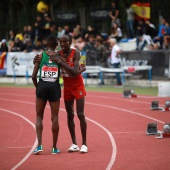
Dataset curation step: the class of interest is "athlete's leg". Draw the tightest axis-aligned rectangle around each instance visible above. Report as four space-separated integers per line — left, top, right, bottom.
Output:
64 100 77 144
49 100 60 148
76 97 87 146
36 97 47 146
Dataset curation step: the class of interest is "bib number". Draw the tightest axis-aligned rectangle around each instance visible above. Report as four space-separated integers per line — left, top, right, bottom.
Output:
41 65 58 82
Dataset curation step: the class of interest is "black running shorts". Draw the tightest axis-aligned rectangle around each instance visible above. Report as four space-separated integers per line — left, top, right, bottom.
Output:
36 79 61 102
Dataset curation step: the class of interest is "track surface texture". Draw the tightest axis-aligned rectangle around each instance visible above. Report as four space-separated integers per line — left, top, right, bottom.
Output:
0 87 170 170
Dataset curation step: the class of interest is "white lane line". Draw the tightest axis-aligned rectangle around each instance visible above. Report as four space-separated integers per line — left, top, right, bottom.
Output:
86 101 165 124
0 108 37 170
0 98 116 170
8 146 33 149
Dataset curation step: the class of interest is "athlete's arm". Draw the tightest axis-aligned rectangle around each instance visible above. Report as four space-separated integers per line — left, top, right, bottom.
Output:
51 50 81 76
32 62 39 88
33 53 42 64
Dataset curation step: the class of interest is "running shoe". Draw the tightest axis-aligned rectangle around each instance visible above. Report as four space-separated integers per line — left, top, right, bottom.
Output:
80 145 88 153
51 148 60 154
33 145 43 155
68 144 79 152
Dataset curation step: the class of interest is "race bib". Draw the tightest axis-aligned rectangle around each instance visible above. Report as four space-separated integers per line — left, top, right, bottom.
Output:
41 65 58 82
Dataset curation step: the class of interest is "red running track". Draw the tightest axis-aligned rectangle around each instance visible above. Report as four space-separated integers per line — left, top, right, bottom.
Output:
0 87 170 170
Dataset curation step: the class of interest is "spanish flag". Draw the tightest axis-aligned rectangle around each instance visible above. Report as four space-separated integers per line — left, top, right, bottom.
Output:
0 52 6 69
131 2 150 20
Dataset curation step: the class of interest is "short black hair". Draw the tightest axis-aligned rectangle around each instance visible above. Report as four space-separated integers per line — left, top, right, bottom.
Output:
47 35 58 46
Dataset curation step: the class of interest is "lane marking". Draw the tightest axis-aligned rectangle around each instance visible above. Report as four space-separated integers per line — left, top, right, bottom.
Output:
0 98 116 170
86 101 165 124
0 92 167 170
0 108 37 170
8 146 33 149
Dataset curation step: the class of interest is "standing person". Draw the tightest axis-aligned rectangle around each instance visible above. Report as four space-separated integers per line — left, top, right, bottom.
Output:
109 1 120 27
33 35 87 153
50 34 88 153
126 2 135 38
32 35 61 155
109 38 122 86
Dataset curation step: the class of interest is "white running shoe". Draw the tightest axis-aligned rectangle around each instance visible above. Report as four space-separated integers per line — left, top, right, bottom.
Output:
68 144 79 152
80 145 88 153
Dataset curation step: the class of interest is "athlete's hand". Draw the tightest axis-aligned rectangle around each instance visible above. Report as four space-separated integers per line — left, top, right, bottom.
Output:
50 54 61 63
78 67 86 74
33 54 41 64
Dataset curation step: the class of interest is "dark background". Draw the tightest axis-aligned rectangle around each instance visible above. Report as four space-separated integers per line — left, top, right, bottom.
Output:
0 0 170 40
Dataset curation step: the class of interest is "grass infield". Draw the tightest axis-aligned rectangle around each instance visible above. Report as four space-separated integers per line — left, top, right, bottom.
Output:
0 83 158 96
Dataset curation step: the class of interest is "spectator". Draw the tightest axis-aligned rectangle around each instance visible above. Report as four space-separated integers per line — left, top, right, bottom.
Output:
83 35 97 65
43 14 55 38
109 1 120 27
95 37 107 85
75 36 86 51
126 2 135 38
33 38 44 52
23 25 35 44
8 30 15 42
10 37 25 52
63 25 70 35
163 22 170 49
153 18 166 49
135 19 145 50
84 25 101 40
109 22 123 42
57 26 65 38
0 39 8 52
49 25 57 37
109 38 122 86
139 20 157 50
72 27 81 39
76 24 86 39
33 15 45 42
24 39 35 52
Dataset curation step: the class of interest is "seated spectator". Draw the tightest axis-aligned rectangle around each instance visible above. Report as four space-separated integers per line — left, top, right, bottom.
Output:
70 37 77 49
95 37 107 85
83 35 97 65
33 39 44 52
63 25 70 35
23 25 35 44
135 19 145 50
49 24 57 36
0 39 8 52
139 20 157 50
109 22 122 42
164 22 170 49
75 36 86 51
76 24 86 39
72 27 81 39
57 26 65 38
84 25 101 40
153 18 166 49
8 30 16 42
10 37 25 52
24 39 35 52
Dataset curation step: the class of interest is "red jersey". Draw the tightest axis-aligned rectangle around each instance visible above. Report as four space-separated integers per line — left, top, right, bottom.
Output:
60 49 84 89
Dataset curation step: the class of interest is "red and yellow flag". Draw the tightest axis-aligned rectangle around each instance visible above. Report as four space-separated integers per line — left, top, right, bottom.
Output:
0 52 6 69
131 2 150 20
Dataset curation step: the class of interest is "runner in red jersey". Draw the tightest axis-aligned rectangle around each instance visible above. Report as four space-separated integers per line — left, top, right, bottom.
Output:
50 34 88 153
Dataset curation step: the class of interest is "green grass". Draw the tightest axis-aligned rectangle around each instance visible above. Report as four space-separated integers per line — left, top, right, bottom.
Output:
0 83 158 96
